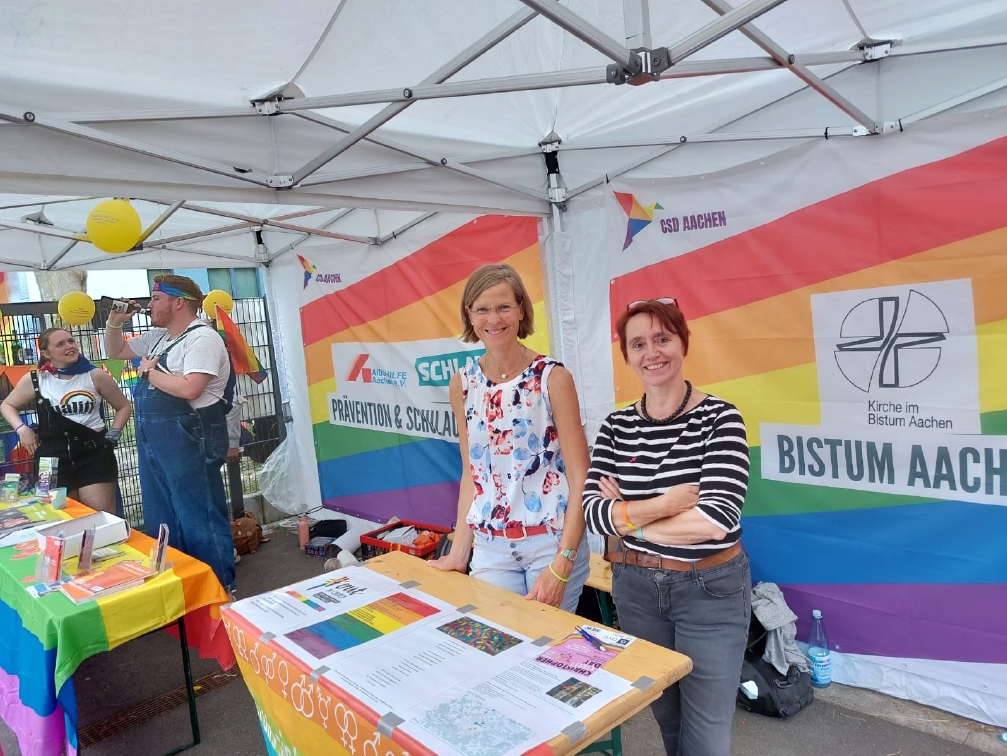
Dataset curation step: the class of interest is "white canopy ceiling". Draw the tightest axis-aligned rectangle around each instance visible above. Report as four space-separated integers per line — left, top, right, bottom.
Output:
2 0 1007 270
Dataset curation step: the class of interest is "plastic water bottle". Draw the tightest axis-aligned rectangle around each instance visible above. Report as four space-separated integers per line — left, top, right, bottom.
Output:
808 609 832 688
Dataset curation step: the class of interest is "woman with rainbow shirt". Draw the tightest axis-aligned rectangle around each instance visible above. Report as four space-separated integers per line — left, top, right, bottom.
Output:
1 327 131 513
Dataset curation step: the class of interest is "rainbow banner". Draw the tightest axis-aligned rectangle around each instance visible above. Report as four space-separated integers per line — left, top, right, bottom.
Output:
215 306 267 384
300 216 549 526
605 122 1007 723
0 500 235 756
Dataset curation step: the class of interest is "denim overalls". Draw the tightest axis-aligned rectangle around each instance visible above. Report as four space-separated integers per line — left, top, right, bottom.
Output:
133 372 235 592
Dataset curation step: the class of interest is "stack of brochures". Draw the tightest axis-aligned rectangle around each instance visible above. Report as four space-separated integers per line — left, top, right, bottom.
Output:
0 503 63 538
59 561 157 604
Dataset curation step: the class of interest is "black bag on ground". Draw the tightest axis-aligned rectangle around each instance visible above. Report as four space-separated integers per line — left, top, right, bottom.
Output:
736 613 814 718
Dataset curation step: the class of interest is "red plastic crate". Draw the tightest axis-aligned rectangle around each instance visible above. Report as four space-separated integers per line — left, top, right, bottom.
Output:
359 520 450 560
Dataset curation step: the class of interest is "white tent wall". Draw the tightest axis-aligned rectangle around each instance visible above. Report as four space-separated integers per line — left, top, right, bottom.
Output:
262 257 319 513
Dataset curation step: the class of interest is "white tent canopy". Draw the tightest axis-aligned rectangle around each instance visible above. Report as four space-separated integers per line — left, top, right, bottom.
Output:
3 0 1007 269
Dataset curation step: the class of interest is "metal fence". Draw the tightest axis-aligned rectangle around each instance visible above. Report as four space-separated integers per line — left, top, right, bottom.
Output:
0 298 284 528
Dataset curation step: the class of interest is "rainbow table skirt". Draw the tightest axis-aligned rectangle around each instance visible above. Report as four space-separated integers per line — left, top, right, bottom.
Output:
0 501 235 756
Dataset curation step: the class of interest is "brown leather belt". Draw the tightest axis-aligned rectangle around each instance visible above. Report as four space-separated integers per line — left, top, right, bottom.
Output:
606 541 742 572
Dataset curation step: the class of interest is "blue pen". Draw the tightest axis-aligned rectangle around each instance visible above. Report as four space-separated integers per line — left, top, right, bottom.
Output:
576 626 605 650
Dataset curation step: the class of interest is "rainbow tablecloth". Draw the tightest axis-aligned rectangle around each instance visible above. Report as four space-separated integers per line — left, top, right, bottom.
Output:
0 500 236 756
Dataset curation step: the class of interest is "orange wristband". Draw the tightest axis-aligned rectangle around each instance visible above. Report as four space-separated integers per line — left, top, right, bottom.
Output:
621 501 638 531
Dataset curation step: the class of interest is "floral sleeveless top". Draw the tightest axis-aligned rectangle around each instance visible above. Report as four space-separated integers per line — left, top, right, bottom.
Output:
461 354 570 531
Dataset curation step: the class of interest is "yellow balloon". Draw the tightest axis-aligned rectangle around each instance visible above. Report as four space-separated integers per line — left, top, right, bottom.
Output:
86 199 142 254
203 289 234 318
58 291 96 326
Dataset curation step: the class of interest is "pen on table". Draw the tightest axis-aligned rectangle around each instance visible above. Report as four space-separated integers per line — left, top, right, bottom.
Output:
576 626 605 650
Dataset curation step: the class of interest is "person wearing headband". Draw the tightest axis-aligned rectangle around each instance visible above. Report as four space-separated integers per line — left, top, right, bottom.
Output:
103 274 236 593
1 327 131 513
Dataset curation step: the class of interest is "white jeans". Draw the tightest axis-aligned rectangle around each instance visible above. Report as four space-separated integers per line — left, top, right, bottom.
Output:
470 528 590 614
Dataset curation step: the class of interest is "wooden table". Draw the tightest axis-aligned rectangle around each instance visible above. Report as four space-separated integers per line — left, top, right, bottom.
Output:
585 553 616 627
223 551 691 756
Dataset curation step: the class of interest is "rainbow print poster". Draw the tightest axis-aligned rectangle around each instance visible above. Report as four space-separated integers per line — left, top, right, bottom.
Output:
286 592 440 659
300 215 549 526
605 118 1007 724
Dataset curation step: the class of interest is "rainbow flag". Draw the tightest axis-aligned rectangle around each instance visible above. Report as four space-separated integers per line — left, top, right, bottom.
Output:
215 306 267 384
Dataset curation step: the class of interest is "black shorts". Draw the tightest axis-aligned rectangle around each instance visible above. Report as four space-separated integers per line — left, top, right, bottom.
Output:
35 440 118 492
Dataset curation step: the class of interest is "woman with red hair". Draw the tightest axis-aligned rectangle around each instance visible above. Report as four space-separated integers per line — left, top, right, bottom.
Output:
583 298 751 756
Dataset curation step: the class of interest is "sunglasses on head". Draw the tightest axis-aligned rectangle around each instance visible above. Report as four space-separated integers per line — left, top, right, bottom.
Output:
626 297 678 310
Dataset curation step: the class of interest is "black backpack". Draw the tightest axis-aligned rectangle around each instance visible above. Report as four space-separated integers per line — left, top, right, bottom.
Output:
736 614 814 718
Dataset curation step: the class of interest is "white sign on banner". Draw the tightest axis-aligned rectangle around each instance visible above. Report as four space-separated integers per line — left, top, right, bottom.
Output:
760 423 1007 506
811 279 981 434
329 340 484 441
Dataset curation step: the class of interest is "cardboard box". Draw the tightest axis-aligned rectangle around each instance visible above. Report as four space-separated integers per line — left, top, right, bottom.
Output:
36 512 131 560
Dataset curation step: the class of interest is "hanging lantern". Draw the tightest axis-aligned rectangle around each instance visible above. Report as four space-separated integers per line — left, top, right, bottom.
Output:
86 199 142 254
203 289 234 318
58 291 96 326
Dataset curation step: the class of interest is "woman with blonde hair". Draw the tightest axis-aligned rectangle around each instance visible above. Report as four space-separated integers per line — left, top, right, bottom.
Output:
431 263 590 611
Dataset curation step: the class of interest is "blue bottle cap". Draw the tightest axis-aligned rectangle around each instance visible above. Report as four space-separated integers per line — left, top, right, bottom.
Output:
812 609 822 619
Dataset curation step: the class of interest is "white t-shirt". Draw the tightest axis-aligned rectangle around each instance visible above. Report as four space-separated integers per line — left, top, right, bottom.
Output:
130 322 229 409
37 370 106 431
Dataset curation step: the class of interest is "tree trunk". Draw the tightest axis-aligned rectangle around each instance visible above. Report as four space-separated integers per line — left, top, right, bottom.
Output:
36 270 87 302
34 270 94 360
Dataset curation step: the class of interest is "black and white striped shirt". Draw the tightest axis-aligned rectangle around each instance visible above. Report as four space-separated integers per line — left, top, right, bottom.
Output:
583 395 749 562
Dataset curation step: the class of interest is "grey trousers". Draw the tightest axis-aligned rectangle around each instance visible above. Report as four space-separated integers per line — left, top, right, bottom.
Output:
613 550 751 756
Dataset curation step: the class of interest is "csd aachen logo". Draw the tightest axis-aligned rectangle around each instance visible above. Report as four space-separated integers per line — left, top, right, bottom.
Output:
834 290 948 392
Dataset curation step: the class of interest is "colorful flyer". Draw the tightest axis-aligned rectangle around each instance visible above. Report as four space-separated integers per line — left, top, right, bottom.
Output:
534 634 618 677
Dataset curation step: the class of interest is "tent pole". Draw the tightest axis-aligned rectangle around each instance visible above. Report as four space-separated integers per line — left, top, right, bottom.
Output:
266 208 356 261
899 76 1007 125
294 112 548 201
45 237 83 270
563 126 863 152
0 104 272 187
667 0 790 64
279 53 858 113
566 60 870 199
699 0 880 133
516 0 636 68
290 8 538 185
0 218 86 242
182 203 370 244
624 0 652 49
136 200 185 245
543 205 566 361
375 213 438 245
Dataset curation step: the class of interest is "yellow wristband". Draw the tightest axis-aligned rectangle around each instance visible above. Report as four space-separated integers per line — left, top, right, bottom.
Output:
621 501 638 531
548 564 570 583
106 322 123 329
